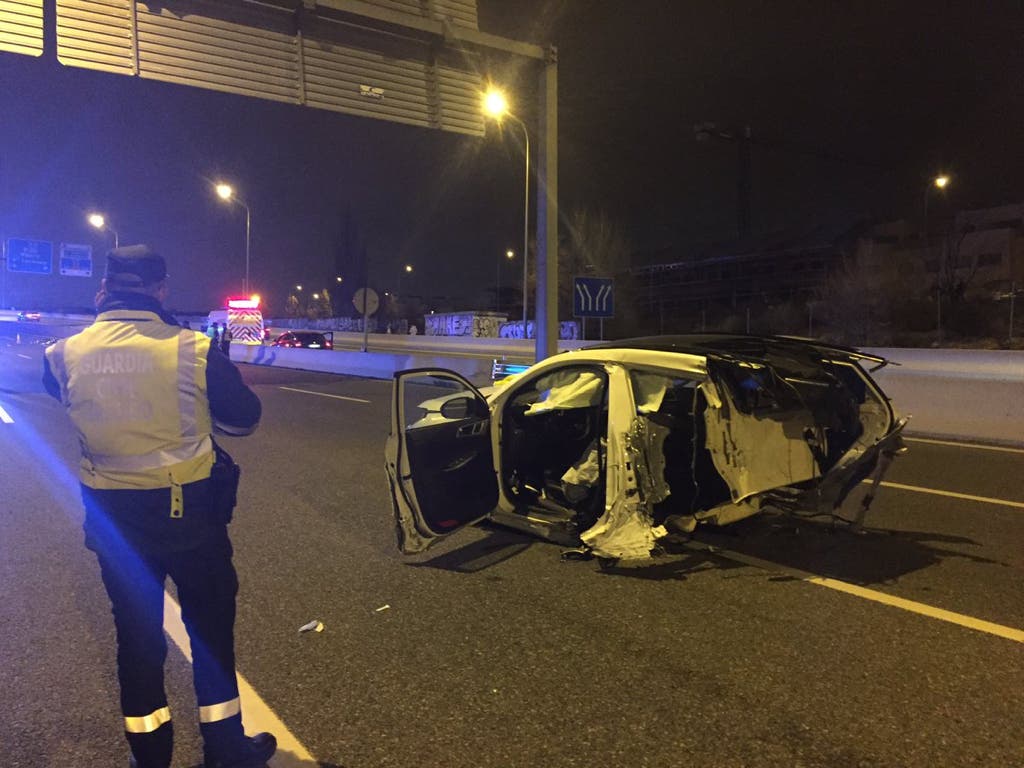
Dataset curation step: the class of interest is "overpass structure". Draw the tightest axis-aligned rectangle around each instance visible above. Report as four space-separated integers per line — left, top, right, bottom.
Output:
1 0 561 360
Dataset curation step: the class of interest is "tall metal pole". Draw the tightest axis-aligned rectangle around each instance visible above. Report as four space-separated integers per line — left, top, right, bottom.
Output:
361 247 371 352
505 114 530 339
1009 282 1016 343
244 202 251 296
536 46 558 360
522 122 530 339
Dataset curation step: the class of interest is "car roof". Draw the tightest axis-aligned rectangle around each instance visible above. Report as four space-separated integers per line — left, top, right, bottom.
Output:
583 333 885 365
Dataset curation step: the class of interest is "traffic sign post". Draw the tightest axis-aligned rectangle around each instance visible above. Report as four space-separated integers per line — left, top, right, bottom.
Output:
573 276 614 341
6 238 53 275
60 243 93 277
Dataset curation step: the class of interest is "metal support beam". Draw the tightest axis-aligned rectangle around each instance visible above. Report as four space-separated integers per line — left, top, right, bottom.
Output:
535 45 558 360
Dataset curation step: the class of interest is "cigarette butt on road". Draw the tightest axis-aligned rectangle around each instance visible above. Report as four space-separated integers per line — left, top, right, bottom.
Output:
374 604 391 613
299 620 325 633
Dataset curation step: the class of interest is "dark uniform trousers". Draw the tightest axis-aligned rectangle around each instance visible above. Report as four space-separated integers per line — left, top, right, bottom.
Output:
83 479 247 768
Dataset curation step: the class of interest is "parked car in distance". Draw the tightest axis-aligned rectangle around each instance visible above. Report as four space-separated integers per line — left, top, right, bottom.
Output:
17 311 41 321
270 330 333 349
386 334 906 563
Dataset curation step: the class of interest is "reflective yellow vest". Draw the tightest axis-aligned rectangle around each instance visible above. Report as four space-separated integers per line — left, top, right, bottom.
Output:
45 310 215 491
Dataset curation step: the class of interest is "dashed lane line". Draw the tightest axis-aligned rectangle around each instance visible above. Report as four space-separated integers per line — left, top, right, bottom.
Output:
0 403 13 424
17 353 32 359
904 436 1024 455
279 385 371 403
687 544 1024 644
879 480 1024 510
163 593 316 767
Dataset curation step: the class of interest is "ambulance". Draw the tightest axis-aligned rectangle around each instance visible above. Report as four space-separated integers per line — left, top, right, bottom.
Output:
207 296 265 344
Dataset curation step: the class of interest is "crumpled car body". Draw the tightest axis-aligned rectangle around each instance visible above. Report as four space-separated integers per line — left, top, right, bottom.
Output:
385 335 906 562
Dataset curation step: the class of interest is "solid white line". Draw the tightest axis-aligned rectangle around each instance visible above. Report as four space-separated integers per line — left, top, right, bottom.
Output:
879 480 1024 510
163 593 317 766
904 436 1024 455
0 404 13 424
692 545 1024 644
804 576 1024 644
279 385 370 403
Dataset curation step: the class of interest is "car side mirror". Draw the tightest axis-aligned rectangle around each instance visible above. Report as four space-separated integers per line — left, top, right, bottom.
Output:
440 396 484 420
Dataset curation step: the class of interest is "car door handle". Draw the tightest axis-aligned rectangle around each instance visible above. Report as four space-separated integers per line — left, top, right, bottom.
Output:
457 421 486 438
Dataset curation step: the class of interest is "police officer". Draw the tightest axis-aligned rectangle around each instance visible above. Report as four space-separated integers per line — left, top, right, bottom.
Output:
43 246 275 768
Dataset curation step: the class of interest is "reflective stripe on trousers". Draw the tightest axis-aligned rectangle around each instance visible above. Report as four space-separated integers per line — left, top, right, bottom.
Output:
199 697 241 723
124 706 171 734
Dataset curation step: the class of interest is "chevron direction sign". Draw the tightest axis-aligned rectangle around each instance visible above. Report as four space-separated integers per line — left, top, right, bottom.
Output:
573 276 614 318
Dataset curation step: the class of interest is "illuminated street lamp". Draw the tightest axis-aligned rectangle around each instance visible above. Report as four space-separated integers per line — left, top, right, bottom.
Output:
87 212 119 248
923 173 952 337
215 182 252 295
295 284 303 291
483 86 530 338
397 264 413 297
497 249 515 312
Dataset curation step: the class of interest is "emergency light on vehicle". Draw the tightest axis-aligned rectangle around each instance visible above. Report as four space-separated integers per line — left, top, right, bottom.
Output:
227 296 261 309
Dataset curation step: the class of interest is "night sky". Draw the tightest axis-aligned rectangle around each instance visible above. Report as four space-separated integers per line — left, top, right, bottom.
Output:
2 0 1022 314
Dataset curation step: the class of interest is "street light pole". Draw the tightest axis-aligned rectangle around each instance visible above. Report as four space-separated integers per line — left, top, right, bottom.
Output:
88 213 119 249
483 89 531 340
244 202 251 296
498 249 514 313
507 113 531 339
215 183 251 295
923 174 950 339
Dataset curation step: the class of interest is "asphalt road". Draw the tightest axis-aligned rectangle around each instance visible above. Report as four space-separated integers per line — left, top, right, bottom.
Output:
1 323 1022 768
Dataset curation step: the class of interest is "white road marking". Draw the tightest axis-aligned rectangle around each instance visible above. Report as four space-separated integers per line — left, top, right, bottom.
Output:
17 353 32 359
904 436 1024 455
279 385 370 403
690 545 1024 644
879 480 1024 510
163 593 317 766
0 403 13 424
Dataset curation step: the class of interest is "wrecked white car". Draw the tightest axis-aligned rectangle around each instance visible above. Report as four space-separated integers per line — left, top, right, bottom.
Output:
385 335 906 562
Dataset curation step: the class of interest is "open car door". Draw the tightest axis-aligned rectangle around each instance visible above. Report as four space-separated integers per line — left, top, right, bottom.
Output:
386 369 499 554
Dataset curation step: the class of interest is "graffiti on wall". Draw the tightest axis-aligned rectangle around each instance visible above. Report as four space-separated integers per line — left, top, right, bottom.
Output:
424 312 507 337
498 320 580 339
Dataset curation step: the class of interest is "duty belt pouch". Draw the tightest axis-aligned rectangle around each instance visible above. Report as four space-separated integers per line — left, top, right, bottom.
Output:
210 440 241 524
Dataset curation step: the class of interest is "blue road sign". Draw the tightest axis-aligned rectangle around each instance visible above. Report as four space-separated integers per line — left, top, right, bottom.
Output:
7 238 53 274
60 243 93 277
573 276 614 318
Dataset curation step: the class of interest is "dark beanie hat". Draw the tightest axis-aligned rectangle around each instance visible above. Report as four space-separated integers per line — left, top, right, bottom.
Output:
104 245 168 287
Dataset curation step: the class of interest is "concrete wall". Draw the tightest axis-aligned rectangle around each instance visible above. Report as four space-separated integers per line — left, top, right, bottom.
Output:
233 341 1024 446
16 310 1019 444
864 348 1024 446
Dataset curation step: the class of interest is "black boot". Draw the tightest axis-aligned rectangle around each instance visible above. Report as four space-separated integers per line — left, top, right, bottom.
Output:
203 730 277 768
126 720 173 768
